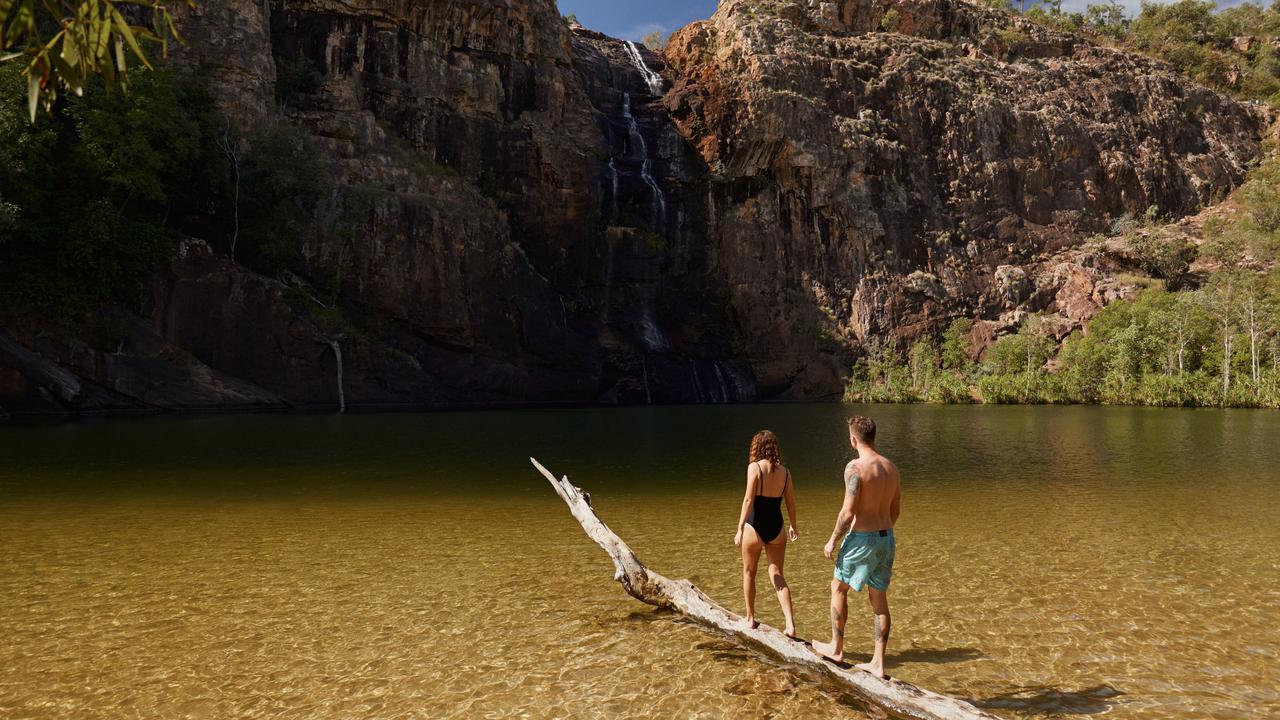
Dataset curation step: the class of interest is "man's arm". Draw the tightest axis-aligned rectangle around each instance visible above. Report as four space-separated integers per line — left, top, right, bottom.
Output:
889 482 901 525
823 462 860 559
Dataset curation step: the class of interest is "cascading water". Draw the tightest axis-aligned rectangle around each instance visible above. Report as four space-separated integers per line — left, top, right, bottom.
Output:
607 156 619 217
623 40 665 95
641 355 653 404
622 92 667 227
713 362 731 403
689 361 707 403
639 309 668 351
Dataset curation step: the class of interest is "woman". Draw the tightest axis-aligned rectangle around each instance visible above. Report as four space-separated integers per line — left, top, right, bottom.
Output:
733 430 799 636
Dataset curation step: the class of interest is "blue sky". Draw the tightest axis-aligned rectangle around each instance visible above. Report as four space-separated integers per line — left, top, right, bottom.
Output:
555 0 718 41
554 0 1245 41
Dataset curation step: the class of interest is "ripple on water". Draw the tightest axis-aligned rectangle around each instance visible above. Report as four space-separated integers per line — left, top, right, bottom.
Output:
2 406 1279 719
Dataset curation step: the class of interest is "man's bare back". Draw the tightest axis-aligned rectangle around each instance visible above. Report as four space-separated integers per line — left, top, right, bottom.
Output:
846 453 900 532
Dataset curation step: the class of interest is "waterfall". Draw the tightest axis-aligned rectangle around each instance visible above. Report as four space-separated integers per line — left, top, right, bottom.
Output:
622 92 666 227
607 155 619 217
641 355 653 405
328 338 345 413
624 40 665 95
639 310 668 351
714 362 731 403
690 361 707 403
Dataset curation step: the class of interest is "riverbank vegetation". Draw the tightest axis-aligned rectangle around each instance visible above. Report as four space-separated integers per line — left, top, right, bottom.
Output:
848 152 1280 409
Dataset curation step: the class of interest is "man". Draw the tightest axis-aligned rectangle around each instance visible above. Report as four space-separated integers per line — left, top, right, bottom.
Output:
812 416 901 678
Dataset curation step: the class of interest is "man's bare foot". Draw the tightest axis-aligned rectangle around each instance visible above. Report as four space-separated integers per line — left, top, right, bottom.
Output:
854 661 885 679
783 625 797 639
811 639 843 662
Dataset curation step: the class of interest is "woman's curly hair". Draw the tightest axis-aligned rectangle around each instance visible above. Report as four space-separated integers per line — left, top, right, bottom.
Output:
748 430 783 467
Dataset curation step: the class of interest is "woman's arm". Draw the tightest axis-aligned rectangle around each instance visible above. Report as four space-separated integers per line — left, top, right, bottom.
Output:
734 464 758 546
783 469 799 540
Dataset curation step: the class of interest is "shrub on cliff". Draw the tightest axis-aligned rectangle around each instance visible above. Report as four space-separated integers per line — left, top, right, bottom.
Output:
235 123 331 274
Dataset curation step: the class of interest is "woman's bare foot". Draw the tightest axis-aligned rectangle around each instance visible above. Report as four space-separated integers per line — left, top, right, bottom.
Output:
811 639 843 662
744 616 759 630
783 625 797 639
855 661 885 679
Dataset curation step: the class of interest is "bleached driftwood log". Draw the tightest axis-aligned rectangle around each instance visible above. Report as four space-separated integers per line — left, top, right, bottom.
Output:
532 457 1000 720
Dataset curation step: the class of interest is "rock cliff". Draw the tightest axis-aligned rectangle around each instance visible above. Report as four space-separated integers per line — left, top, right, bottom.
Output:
0 0 1271 415
663 0 1270 395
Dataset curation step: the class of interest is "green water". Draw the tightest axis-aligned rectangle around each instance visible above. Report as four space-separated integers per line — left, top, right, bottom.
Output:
1 404 1278 718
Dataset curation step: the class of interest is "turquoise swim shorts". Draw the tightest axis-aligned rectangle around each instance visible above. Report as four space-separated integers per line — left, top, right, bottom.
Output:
834 529 895 592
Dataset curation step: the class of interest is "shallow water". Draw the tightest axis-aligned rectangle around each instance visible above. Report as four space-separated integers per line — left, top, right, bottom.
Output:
1 404 1277 719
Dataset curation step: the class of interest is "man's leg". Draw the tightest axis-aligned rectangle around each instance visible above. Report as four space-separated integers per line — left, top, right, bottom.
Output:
811 578 849 661
855 587 891 678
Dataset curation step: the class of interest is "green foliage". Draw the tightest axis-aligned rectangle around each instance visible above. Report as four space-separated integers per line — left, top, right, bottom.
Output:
845 279 1280 408
0 0 190 120
0 63 222 312
941 317 974 370
236 122 330 274
880 9 901 32
1085 0 1127 36
846 344 918 403
1021 0 1280 106
0 57 332 312
641 31 669 51
991 28 1029 55
274 55 324 106
1128 233 1195 280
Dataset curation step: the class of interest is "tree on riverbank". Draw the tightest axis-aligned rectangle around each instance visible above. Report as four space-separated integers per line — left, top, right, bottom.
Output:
851 120 1280 410
848 241 1280 409
848 277 1280 409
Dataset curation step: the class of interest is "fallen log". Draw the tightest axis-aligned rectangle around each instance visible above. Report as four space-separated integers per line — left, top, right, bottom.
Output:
532 457 1000 720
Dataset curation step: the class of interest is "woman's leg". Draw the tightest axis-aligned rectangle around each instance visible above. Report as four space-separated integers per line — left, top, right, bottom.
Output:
763 537 796 637
741 524 763 628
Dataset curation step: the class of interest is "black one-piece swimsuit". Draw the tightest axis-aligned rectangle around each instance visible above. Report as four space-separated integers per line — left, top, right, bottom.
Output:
746 461 787 543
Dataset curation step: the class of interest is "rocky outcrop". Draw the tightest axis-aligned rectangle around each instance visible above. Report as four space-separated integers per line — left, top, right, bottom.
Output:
0 0 1272 414
664 0 1271 395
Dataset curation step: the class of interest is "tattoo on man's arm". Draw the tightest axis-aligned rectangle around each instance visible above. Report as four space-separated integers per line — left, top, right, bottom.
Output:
845 468 861 499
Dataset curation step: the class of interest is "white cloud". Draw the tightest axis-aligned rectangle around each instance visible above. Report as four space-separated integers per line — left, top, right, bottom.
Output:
623 21 674 42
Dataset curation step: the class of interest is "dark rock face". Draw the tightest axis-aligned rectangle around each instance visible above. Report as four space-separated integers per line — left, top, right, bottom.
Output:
0 0 1271 414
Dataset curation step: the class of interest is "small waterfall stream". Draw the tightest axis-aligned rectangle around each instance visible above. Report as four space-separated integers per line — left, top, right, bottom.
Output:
622 92 666 227
641 355 653 404
328 338 345 413
607 156 619 216
713 362 730 403
624 40 665 95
